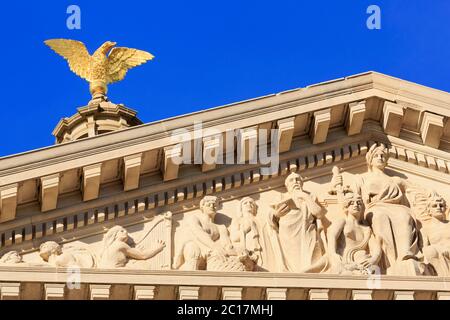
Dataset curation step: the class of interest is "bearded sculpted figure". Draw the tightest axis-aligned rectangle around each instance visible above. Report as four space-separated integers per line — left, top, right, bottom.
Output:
173 196 255 271
268 172 328 273
99 225 165 268
409 189 450 276
332 144 421 274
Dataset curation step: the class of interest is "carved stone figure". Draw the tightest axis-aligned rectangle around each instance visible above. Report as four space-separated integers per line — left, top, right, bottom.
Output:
228 197 288 272
0 251 23 264
304 184 382 275
39 241 97 268
229 197 261 265
339 144 420 273
410 189 450 276
268 172 328 273
173 196 255 271
98 225 165 268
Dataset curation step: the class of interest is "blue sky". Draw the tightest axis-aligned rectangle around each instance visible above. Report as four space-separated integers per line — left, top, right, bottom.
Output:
0 0 449 156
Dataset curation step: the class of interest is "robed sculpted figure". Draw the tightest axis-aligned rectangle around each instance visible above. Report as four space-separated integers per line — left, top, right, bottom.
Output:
333 144 420 274
229 196 288 272
268 172 328 273
302 180 382 274
229 197 262 266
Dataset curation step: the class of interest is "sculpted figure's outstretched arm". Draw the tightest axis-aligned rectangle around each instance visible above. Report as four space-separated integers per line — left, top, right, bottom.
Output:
270 202 290 229
302 194 323 218
126 240 165 260
304 194 332 231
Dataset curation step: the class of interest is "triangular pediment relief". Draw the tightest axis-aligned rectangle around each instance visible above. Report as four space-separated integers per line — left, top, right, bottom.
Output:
0 142 449 278
1 72 450 279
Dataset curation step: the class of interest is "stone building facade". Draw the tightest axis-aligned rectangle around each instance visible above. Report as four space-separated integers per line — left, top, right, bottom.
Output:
1 72 450 299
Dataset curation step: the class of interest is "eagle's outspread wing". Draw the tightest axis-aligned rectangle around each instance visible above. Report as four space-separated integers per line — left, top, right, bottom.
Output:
44 39 92 81
107 47 154 84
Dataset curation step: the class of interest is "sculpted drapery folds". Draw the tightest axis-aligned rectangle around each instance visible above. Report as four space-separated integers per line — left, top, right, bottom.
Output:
269 172 328 273
346 144 421 274
302 168 382 275
330 189 381 274
229 196 286 272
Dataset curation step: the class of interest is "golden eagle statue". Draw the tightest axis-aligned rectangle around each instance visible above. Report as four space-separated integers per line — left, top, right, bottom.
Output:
44 39 154 98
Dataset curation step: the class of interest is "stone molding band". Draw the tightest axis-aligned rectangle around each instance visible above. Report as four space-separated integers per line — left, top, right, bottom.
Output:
0 268 448 299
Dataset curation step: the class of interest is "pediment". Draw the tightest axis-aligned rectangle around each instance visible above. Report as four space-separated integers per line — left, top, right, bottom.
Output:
1 71 450 280
1 142 449 277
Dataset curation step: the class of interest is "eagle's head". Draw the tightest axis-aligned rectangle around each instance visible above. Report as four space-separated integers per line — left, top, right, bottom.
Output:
100 41 117 54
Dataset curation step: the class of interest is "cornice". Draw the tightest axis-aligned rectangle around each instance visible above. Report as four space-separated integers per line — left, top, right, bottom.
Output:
2 71 450 181
0 266 449 291
1 71 450 232
0 136 371 252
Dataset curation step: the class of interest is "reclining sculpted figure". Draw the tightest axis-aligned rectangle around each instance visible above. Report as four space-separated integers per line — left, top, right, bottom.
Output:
39 241 97 268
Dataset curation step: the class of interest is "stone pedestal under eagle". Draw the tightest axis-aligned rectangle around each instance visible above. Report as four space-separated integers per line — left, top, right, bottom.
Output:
44 39 154 99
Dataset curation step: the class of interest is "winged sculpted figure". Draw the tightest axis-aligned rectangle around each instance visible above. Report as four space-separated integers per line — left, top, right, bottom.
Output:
45 39 154 98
